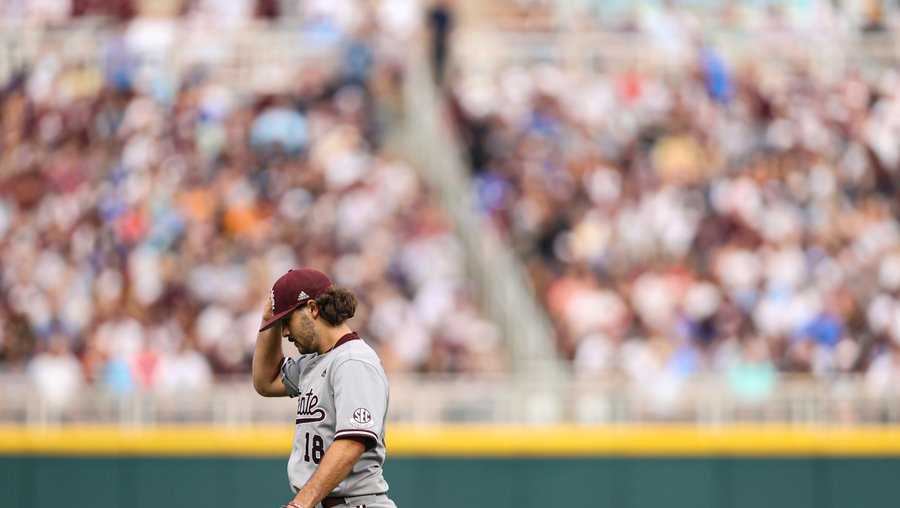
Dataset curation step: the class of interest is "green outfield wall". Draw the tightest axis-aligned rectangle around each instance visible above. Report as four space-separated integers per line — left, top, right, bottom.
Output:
2 455 900 508
2 425 899 508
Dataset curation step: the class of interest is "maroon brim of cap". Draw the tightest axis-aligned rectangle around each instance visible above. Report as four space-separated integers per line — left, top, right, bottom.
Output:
258 299 309 332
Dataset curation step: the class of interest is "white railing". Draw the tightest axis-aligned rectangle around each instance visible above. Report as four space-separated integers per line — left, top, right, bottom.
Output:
453 29 900 78
2 374 898 426
4 21 899 90
0 20 342 92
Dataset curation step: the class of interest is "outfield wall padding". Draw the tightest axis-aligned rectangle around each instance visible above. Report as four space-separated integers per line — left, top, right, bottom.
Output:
2 456 899 508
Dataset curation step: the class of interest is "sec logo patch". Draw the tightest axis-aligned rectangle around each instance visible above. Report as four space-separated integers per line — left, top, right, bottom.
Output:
352 408 373 426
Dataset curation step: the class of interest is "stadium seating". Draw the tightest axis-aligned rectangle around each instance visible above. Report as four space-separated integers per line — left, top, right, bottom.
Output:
0 6 502 410
448 2 900 397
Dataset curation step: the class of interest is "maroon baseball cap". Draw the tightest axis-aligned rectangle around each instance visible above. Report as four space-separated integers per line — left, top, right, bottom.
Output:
259 268 333 332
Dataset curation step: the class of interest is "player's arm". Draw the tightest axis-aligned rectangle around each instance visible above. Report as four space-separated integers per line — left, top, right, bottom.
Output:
288 438 366 508
252 295 288 397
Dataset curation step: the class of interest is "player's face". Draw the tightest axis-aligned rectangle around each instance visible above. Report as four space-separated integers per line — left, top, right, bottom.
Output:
283 306 318 354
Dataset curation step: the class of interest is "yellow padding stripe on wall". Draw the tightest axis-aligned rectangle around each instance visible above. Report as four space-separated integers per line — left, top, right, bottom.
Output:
1 425 900 457
390 425 900 456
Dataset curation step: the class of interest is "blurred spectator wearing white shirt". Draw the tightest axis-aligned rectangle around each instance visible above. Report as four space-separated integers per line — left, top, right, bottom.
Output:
27 336 83 415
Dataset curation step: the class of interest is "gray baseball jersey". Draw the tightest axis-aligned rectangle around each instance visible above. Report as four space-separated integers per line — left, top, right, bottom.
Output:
280 332 390 497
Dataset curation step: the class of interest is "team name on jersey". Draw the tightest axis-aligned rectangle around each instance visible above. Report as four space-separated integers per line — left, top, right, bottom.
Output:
296 388 326 424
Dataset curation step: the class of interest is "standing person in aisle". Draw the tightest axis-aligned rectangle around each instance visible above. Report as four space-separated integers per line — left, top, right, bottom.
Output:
252 268 397 508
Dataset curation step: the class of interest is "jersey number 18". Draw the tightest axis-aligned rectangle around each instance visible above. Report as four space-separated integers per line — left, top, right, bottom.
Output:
303 432 324 464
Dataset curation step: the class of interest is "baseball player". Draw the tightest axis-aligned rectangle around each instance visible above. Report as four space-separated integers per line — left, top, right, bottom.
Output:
252 268 396 508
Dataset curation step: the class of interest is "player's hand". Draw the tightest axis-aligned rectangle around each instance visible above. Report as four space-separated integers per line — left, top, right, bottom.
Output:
263 293 275 322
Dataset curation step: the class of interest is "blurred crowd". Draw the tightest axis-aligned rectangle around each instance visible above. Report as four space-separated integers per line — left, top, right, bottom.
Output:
0 0 419 28
0 8 503 410
451 44 900 400
485 0 895 34
4 0 900 420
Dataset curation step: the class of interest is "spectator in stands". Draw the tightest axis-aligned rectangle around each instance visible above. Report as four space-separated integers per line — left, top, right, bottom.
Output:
27 336 83 415
1 8 499 404
449 36 900 389
427 0 455 86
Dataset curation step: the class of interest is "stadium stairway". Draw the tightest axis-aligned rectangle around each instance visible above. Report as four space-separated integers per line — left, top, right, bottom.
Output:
393 23 566 398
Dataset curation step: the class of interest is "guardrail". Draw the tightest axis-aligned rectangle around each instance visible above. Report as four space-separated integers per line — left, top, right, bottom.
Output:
2 374 897 426
0 20 342 92
4 21 898 90
453 29 900 77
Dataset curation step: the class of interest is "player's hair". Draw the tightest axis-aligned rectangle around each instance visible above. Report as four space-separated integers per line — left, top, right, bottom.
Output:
315 287 357 326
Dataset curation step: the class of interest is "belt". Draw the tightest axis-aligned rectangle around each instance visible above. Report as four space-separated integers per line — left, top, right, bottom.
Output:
322 492 387 508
